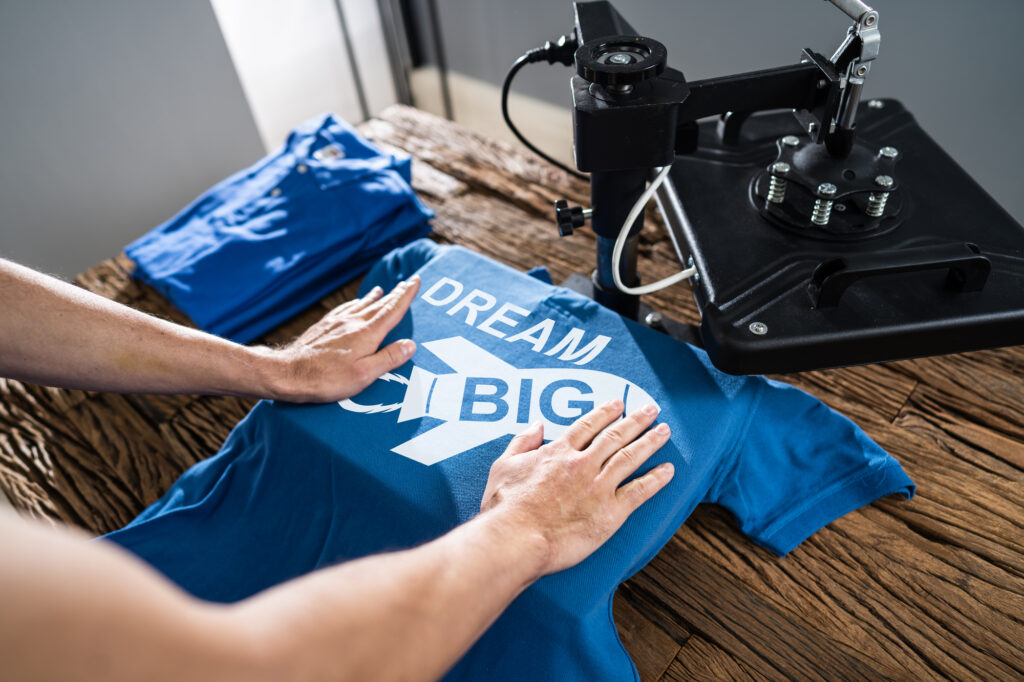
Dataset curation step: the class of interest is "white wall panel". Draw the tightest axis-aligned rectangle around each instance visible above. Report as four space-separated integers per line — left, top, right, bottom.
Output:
212 0 397 151
341 0 399 114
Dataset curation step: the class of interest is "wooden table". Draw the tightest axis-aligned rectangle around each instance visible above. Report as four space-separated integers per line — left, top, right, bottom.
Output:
1 105 1021 681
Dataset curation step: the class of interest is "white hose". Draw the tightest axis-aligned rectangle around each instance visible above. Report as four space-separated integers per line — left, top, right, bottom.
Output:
610 165 697 295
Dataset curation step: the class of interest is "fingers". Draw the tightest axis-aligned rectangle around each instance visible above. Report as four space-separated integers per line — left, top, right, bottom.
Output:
365 275 421 332
561 399 623 450
352 338 417 388
599 422 671 488
347 285 384 313
321 287 383 321
615 461 675 515
503 421 544 457
586 403 659 464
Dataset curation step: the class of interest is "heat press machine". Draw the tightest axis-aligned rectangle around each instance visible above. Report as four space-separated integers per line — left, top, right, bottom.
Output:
504 0 1024 374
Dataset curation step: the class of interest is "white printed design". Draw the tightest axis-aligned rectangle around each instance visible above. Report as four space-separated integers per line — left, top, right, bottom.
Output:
339 336 658 465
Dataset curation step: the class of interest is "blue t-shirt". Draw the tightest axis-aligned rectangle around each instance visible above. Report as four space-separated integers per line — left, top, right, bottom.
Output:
105 240 914 681
125 113 433 343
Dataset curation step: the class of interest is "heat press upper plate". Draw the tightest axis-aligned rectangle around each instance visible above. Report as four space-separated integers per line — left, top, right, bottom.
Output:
667 99 1024 374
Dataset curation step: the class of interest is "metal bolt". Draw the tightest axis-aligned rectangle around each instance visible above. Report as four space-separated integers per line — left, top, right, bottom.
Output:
608 52 632 65
856 65 868 77
749 321 768 335
879 146 898 160
781 135 800 148
766 162 790 204
687 256 700 284
811 183 837 226
644 311 663 327
866 175 893 217
868 99 884 109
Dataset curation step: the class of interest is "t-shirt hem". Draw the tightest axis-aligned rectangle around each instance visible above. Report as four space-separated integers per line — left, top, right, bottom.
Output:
756 463 915 557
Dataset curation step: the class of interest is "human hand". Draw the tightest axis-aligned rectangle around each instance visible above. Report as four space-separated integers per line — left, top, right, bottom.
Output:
479 399 674 576
263 276 421 403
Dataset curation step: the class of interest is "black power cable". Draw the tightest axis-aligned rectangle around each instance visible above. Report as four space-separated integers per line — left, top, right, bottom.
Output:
501 35 588 181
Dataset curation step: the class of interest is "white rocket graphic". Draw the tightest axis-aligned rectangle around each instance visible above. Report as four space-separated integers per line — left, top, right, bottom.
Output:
340 336 658 465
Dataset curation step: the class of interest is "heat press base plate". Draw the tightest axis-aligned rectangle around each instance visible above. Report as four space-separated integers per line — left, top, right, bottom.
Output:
667 99 1024 374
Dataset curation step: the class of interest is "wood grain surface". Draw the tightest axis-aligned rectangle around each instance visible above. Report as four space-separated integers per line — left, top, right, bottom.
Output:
1 105 1021 680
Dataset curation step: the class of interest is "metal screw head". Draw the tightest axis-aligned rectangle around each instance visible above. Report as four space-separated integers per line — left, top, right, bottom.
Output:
868 99 884 109
687 256 700 284
770 162 790 175
749 321 768 335
781 135 800 147
817 183 837 197
864 12 878 26
856 65 868 77
608 52 632 65
296 164 308 173
879 146 899 159
874 175 894 188
644 311 663 327
834 202 847 212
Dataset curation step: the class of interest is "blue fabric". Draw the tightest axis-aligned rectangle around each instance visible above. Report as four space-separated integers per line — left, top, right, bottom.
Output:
124 114 433 343
524 266 552 284
104 240 914 681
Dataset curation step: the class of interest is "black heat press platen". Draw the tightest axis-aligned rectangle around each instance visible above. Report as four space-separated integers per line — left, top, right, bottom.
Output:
662 99 1024 374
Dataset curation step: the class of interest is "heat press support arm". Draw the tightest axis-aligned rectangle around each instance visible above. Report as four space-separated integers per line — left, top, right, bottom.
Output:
563 0 881 317
824 0 880 154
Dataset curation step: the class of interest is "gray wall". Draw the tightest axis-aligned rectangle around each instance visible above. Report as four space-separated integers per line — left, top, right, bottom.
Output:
433 0 1024 224
0 1 264 277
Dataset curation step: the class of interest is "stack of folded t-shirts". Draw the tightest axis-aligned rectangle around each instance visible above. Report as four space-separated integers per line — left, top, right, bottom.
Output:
125 113 433 343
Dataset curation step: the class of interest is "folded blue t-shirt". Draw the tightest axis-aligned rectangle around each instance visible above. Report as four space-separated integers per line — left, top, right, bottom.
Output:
105 240 914 681
125 113 433 343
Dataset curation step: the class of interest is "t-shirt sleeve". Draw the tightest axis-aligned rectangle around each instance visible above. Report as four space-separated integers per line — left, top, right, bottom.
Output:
359 238 442 294
705 378 915 556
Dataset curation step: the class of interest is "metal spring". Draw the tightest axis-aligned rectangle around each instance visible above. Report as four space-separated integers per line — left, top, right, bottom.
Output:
866 191 889 217
766 175 788 203
811 198 834 225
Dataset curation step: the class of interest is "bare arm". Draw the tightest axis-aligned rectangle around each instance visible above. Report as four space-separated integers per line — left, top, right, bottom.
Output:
0 257 420 402
0 401 673 681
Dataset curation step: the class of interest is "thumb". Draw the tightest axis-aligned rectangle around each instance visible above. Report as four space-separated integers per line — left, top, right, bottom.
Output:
504 421 545 457
354 339 416 386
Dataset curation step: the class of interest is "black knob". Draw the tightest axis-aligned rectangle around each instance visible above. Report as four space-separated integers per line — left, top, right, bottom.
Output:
575 35 667 88
554 199 587 237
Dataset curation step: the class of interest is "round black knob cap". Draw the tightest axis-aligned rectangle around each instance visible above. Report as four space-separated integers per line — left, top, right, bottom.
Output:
554 199 587 237
575 35 667 88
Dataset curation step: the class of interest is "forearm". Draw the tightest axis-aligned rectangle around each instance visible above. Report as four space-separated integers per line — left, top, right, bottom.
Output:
0 402 669 680
0 258 278 397
0 508 545 682
233 510 548 681
0 510 264 681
